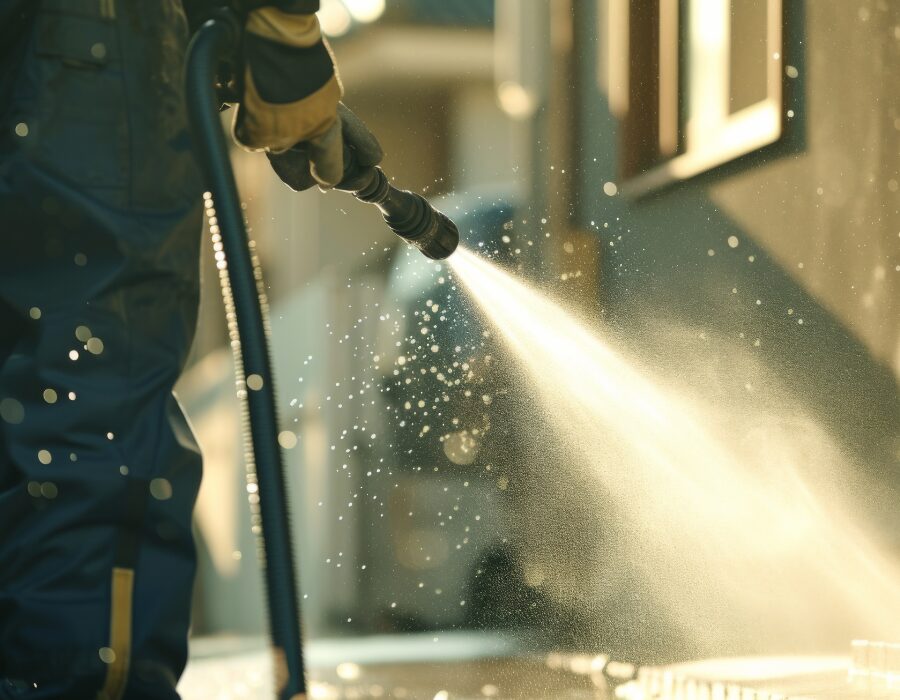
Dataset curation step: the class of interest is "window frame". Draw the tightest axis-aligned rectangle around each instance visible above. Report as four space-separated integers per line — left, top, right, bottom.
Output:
602 0 784 196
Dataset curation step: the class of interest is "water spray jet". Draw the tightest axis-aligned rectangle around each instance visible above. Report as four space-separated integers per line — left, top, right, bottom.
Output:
448 246 900 652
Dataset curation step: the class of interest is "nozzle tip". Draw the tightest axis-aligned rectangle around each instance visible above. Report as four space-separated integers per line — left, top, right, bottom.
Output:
419 210 459 260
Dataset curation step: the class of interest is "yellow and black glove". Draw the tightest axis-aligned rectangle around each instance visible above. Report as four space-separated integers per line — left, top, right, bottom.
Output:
267 102 384 192
233 2 344 186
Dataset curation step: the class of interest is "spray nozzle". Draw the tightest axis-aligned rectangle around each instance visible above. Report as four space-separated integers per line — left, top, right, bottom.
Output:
339 158 459 260
337 148 459 260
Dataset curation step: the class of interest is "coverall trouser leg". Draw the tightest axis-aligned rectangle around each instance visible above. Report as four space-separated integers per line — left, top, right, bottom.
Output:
0 2 204 697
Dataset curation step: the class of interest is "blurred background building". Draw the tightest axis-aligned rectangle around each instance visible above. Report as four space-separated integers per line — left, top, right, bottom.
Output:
177 0 899 681
180 0 515 642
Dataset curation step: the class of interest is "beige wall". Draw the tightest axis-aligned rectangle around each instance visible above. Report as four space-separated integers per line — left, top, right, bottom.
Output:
709 1 900 377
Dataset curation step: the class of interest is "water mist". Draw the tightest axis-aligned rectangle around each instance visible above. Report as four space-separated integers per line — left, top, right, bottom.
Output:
449 246 900 656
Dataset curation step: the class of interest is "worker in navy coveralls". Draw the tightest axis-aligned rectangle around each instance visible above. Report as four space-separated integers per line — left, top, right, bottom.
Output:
0 1 376 696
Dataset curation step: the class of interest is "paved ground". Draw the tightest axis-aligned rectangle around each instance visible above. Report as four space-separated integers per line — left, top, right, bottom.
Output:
179 633 610 699
180 634 896 699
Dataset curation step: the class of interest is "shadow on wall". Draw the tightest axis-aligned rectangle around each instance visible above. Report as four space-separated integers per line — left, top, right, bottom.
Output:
569 0 897 542
541 0 900 662
602 195 899 505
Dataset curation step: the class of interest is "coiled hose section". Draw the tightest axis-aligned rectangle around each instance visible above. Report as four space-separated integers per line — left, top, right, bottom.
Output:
185 17 306 699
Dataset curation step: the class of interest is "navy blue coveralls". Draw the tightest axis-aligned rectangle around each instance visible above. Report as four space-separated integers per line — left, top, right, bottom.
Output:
1 1 203 697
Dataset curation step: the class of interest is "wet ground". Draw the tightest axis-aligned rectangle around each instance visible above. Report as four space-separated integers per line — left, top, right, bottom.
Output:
180 633 897 699
179 633 607 699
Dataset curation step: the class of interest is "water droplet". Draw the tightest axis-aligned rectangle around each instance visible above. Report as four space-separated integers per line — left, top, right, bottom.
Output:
603 181 618 196
75 325 92 342
14 122 28 137
727 235 739 248
150 478 173 500
28 307 41 320
38 449 52 465
278 431 298 449
74 253 87 266
99 647 116 664
246 374 264 391
0 398 25 424
43 389 58 404
336 662 361 680
86 337 104 355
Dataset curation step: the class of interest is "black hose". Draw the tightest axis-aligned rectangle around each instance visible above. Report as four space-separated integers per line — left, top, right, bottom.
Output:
185 17 306 699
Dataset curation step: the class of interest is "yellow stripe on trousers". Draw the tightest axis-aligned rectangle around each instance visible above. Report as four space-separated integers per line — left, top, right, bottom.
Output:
97 567 134 700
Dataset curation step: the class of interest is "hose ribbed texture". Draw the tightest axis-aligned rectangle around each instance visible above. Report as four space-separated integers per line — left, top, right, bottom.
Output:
185 18 306 699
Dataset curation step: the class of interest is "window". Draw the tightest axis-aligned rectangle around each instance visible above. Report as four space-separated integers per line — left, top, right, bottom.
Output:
601 0 783 194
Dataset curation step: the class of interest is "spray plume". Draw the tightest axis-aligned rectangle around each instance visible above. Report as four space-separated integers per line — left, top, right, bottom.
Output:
450 246 900 653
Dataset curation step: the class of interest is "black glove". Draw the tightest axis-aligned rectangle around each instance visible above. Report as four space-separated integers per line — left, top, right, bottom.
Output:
266 102 384 192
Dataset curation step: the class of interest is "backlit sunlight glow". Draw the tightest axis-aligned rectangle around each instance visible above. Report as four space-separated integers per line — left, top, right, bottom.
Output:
341 0 385 24
449 246 900 649
319 0 353 37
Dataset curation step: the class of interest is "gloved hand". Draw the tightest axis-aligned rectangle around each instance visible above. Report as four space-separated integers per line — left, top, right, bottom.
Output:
232 3 346 186
267 102 384 192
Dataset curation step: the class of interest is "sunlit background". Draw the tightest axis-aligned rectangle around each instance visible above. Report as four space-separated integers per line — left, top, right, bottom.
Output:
176 1 900 697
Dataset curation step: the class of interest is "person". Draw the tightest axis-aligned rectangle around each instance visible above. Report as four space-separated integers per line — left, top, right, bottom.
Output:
0 1 379 697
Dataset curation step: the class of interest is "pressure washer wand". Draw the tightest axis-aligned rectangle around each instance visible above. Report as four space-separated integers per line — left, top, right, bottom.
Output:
186 15 306 699
337 152 459 260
